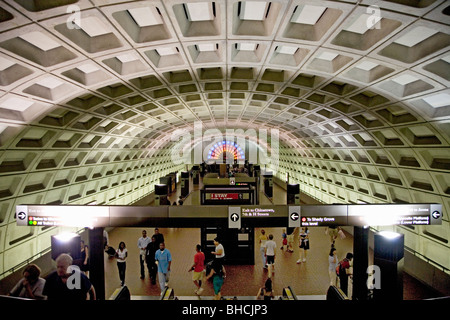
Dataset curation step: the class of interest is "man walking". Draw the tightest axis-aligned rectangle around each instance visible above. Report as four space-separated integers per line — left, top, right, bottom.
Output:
155 242 172 294
188 244 205 295
145 236 159 285
264 234 277 277
137 230 151 279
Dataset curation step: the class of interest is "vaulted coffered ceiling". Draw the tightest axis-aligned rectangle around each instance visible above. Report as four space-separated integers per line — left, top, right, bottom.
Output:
0 0 449 275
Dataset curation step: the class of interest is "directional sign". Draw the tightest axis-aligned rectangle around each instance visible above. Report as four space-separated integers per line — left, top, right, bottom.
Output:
228 206 241 229
430 204 443 225
288 206 301 228
17 211 26 221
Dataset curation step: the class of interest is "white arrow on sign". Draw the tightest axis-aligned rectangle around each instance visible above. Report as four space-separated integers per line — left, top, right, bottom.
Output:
432 210 441 219
231 213 239 222
17 212 26 220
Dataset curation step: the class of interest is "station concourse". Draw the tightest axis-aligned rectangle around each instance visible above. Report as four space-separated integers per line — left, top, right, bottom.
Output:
0 0 448 304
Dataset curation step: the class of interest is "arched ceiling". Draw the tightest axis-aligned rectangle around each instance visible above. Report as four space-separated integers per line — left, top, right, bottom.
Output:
0 0 450 273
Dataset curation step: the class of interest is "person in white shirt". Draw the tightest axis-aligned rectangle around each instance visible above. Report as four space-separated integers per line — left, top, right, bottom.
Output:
297 227 310 263
137 230 151 279
328 247 338 286
264 234 277 277
116 242 127 286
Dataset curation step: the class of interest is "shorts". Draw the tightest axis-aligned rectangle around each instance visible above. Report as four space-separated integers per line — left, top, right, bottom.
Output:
300 240 309 250
192 271 204 281
266 255 275 265
213 276 224 294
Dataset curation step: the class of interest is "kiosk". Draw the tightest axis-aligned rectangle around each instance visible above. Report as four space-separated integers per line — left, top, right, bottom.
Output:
155 184 168 205
263 173 273 198
180 171 189 197
287 184 300 205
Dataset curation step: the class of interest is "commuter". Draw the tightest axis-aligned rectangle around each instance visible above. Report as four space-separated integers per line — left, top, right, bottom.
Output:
103 229 109 250
79 240 89 276
116 242 127 286
205 258 226 300
286 227 295 252
337 252 353 296
138 230 151 279
280 228 287 250
43 253 96 300
211 237 225 267
296 227 309 263
256 278 274 301
155 242 172 294
8 264 46 300
152 227 165 246
328 247 338 286
326 226 339 245
188 244 205 295
259 229 268 268
145 236 159 285
264 234 277 277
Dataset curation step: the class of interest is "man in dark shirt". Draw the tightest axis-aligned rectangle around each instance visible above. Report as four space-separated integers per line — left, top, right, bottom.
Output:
152 228 165 245
145 236 159 285
43 253 96 300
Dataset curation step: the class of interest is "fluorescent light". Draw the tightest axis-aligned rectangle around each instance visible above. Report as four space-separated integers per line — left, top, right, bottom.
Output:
54 232 79 242
378 231 402 239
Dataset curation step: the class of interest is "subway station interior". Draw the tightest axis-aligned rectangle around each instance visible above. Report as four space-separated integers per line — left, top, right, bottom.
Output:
0 0 449 303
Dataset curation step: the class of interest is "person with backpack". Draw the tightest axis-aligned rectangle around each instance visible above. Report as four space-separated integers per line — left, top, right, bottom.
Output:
336 252 353 296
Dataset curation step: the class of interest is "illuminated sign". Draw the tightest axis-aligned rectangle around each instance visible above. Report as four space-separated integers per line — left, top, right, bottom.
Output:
16 205 109 228
347 203 442 226
301 205 347 227
241 207 275 217
16 203 442 228
210 193 241 200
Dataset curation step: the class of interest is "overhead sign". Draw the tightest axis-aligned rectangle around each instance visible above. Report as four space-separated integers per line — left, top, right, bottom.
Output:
210 193 241 200
228 206 241 229
16 203 442 228
347 203 443 226
16 205 109 228
288 206 301 228
301 205 347 227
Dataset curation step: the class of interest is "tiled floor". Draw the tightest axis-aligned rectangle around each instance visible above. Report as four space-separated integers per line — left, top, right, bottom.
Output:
104 226 353 300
